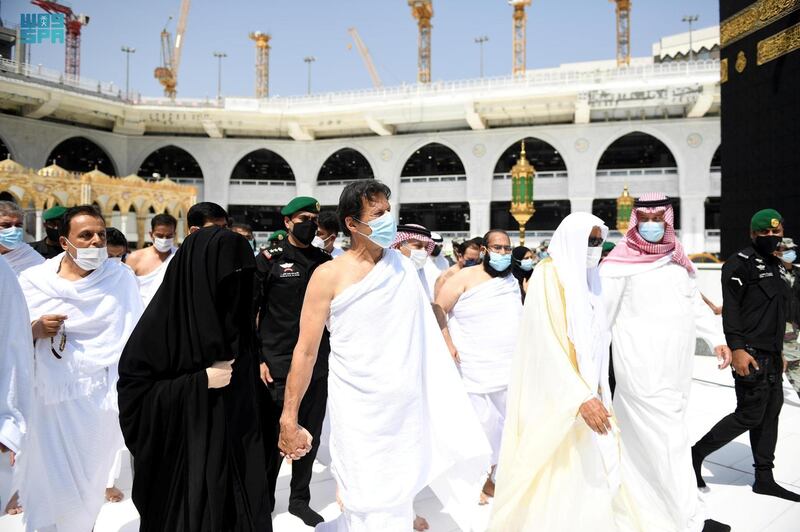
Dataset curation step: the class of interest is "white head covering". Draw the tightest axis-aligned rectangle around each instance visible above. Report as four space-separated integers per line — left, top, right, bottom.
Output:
548 212 612 405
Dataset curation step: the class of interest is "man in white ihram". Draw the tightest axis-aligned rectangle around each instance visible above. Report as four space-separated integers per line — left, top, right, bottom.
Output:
16 205 142 532
600 192 732 532
278 179 490 531
434 229 522 502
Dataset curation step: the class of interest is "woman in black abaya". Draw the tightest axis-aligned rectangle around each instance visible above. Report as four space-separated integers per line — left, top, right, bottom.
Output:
118 226 270 531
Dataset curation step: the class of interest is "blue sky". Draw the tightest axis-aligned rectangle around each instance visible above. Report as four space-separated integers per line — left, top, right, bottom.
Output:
4 0 719 99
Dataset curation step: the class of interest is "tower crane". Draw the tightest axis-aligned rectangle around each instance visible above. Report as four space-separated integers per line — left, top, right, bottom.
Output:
509 0 531 78
154 0 191 99
610 0 631 66
347 28 382 88
249 31 271 98
31 0 89 81
407 0 432 84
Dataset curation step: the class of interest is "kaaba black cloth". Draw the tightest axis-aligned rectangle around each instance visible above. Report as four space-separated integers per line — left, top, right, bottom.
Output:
719 1 800 255
118 226 270 531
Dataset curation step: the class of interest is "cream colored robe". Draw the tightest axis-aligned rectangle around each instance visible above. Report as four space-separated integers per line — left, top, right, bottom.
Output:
489 259 641 531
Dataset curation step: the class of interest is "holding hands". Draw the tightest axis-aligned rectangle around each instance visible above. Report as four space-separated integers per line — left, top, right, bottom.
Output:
579 397 612 435
278 422 313 462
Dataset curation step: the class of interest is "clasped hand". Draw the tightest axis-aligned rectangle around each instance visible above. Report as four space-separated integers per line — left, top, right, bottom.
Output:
579 397 612 435
278 422 313 462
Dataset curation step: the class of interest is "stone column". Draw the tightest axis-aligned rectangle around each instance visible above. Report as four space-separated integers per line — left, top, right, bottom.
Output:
569 197 594 215
469 199 491 237
136 215 148 249
680 195 706 254
35 209 43 240
119 212 129 241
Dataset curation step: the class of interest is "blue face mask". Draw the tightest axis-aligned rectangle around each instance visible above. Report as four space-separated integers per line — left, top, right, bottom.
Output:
355 212 397 249
538 251 549 260
782 249 797 264
638 221 665 243
0 226 24 250
464 258 480 267
519 258 534 271
489 252 512 272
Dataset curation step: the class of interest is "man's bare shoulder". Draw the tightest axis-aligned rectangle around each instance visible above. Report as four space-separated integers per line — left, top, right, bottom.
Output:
124 248 147 268
453 264 491 290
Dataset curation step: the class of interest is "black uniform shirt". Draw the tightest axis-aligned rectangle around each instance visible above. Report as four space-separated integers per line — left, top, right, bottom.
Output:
721 245 788 352
254 242 331 381
29 239 63 259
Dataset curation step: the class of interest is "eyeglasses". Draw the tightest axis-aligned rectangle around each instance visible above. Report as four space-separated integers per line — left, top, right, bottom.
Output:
588 237 604 248
50 323 66 359
487 245 513 253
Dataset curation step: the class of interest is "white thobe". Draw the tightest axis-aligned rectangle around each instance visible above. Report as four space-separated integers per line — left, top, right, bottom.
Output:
601 259 725 532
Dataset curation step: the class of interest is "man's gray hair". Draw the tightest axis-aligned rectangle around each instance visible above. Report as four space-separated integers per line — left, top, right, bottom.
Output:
0 200 23 218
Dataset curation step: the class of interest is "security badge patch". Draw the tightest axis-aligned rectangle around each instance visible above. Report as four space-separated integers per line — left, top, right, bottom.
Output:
279 262 300 278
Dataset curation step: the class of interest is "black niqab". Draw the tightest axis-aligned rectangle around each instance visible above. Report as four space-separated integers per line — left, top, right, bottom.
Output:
118 226 270 531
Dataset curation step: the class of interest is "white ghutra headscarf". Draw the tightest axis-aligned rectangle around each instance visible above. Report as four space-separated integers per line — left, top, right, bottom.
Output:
548 212 612 406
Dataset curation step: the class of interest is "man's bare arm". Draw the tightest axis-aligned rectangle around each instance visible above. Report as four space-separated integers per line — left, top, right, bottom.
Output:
278 264 335 458
432 274 466 363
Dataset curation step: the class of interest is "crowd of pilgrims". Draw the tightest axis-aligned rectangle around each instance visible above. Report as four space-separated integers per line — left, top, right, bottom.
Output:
0 178 798 532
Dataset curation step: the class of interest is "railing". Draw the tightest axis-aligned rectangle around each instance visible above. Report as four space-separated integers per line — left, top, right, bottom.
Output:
0 57 135 101
596 167 678 177
400 175 467 184
317 179 368 187
493 171 567 181
0 56 719 109
229 179 295 187
145 177 204 185
222 59 720 109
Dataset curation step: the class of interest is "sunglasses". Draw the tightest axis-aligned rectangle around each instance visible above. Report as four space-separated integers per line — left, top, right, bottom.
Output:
588 236 604 248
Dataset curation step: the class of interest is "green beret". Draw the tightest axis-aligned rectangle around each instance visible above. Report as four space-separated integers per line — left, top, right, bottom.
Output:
602 241 616 253
43 205 67 221
269 230 287 242
750 208 783 231
280 196 320 217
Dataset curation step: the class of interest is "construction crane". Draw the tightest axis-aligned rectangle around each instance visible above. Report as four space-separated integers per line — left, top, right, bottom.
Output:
154 0 191 99
408 0 433 84
249 31 271 98
509 0 531 78
347 28 382 88
610 0 631 66
31 0 89 81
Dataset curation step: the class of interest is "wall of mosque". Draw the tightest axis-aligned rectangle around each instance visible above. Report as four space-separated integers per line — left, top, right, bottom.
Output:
0 112 721 253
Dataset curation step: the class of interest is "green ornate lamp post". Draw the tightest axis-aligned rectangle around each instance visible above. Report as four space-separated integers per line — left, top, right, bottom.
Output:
509 140 536 246
616 185 634 232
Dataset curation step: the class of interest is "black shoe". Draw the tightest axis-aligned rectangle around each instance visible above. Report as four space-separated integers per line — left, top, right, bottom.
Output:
702 519 731 532
691 446 707 489
289 503 325 527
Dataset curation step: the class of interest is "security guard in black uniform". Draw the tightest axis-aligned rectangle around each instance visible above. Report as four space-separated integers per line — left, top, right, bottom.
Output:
692 209 800 502
254 197 332 526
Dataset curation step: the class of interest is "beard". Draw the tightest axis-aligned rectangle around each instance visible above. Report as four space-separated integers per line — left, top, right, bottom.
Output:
483 255 512 278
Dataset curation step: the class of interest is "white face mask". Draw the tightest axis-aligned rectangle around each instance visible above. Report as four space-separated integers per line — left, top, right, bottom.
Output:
408 248 429 270
108 256 123 263
586 246 603 269
311 236 326 249
65 239 108 271
153 237 174 253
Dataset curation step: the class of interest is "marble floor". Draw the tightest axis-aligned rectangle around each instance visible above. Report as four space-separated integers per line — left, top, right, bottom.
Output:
1 356 798 531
